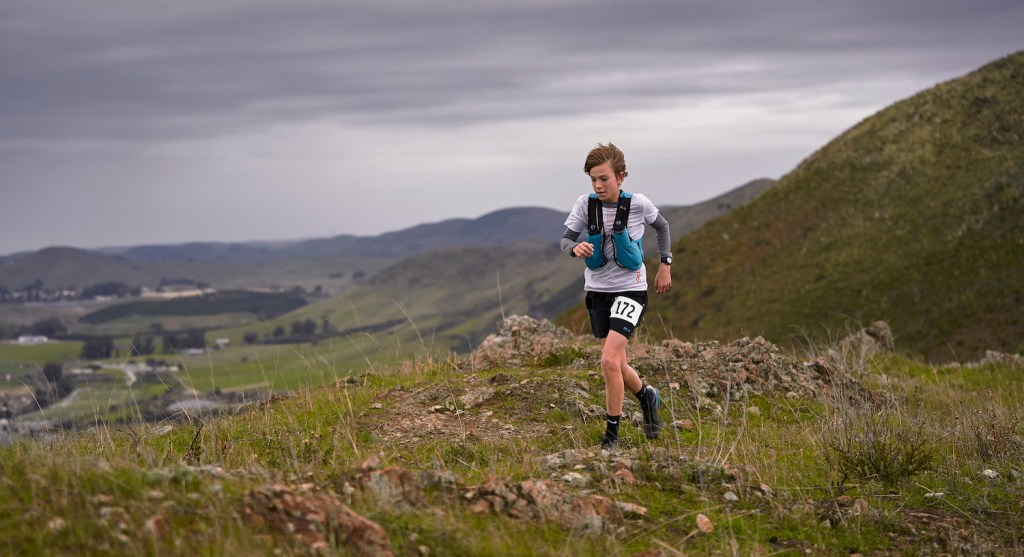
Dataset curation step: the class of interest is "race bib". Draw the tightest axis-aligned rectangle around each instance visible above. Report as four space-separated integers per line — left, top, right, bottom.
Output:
610 296 643 326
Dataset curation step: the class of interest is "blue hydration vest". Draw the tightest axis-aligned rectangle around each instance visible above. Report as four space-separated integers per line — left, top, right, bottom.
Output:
584 191 644 271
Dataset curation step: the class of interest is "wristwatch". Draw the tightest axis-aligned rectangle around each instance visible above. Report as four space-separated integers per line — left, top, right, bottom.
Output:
660 256 673 265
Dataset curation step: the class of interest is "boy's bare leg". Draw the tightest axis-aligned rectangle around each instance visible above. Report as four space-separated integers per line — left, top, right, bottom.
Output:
601 331 662 443
601 332 642 415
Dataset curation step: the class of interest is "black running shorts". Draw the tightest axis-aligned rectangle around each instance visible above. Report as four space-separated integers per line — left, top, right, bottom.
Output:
585 290 648 339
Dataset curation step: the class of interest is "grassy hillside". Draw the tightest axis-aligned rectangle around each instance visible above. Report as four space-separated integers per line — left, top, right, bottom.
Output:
573 51 1023 362
657 178 775 241
1 329 1021 555
0 247 159 290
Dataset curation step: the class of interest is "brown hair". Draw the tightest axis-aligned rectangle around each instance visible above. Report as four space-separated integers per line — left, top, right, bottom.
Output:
583 143 628 178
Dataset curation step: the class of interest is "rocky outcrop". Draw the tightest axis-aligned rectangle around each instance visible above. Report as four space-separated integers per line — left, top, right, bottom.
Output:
471 315 581 369
243 484 394 557
968 350 1024 368
463 476 641 535
346 455 649 537
835 320 895 356
472 316 871 408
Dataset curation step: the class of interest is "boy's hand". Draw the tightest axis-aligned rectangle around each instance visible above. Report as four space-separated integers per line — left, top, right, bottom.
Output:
572 242 595 258
655 264 672 293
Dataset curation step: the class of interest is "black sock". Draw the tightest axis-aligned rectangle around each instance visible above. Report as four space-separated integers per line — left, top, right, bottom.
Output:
635 384 647 401
604 415 621 440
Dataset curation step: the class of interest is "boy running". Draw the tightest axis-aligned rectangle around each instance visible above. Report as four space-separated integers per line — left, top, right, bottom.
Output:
561 143 672 450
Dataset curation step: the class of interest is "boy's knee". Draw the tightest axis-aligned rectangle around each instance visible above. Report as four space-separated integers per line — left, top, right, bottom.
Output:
601 353 620 375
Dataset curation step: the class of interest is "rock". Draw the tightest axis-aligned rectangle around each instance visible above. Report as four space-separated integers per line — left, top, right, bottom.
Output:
574 399 603 418
417 470 458 493
853 498 871 516
615 501 648 517
721 463 744 483
464 476 629 535
612 468 637 486
971 351 1024 368
612 458 633 471
696 513 714 533
359 466 426 510
724 491 739 502
662 338 694 358
359 454 382 472
836 321 894 356
672 419 695 431
243 484 394 557
459 387 495 408
981 469 999 479
542 450 581 470
471 316 580 369
561 472 590 486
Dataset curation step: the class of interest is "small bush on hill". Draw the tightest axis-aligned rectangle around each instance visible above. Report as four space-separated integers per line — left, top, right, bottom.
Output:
954 396 1023 462
820 393 935 489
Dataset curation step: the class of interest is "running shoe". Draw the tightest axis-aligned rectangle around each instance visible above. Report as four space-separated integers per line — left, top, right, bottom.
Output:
639 385 662 439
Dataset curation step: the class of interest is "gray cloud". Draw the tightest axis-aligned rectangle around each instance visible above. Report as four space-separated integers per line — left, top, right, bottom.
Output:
1 0 1021 254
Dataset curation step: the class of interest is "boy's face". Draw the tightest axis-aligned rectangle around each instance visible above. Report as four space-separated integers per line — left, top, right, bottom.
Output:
589 162 623 202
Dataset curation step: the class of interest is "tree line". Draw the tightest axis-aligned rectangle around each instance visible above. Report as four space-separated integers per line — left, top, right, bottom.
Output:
78 330 208 360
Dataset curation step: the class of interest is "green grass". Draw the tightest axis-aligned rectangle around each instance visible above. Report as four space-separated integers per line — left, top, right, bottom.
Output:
87 312 259 337
0 341 84 366
3 337 1020 556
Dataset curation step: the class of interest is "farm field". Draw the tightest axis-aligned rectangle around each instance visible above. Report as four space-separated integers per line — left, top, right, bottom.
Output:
1 329 453 427
0 341 83 372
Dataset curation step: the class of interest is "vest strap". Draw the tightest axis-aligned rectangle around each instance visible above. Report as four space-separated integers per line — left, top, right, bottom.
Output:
585 191 642 271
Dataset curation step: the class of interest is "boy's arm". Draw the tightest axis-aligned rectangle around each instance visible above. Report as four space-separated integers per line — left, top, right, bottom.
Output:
649 214 672 293
560 227 580 255
650 214 671 261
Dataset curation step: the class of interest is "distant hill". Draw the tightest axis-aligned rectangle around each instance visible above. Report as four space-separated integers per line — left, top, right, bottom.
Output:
569 51 1023 362
0 247 159 291
0 208 564 291
101 242 284 264
657 178 775 241
279 207 566 259
95 207 565 263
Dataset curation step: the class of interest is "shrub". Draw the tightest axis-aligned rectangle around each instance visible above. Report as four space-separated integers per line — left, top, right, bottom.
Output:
820 393 934 488
953 392 1023 462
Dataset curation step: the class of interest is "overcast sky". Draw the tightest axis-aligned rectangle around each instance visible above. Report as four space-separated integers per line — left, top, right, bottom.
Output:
1 0 1021 255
